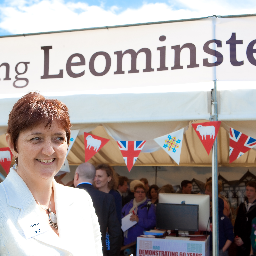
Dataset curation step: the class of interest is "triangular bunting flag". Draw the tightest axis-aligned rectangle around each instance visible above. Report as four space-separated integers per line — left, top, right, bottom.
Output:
67 130 79 156
117 141 146 172
154 128 184 165
0 147 13 174
229 128 256 163
56 158 71 176
192 121 221 155
84 133 110 162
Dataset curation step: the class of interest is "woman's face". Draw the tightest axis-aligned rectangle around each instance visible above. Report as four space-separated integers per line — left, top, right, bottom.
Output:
134 187 146 202
150 188 158 200
205 185 212 198
94 169 111 190
7 120 68 182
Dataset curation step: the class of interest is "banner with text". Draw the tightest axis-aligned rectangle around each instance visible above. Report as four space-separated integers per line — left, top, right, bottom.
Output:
1 16 256 94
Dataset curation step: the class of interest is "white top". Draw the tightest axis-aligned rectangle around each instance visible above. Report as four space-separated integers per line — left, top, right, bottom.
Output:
0 168 103 256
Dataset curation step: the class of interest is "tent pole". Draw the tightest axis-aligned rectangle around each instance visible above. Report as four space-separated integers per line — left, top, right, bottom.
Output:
212 80 219 256
155 166 158 184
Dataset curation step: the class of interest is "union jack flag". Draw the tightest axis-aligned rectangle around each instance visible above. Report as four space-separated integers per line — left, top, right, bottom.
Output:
117 141 146 172
229 128 256 163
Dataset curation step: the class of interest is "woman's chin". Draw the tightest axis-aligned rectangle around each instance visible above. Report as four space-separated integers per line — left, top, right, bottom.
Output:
39 169 59 180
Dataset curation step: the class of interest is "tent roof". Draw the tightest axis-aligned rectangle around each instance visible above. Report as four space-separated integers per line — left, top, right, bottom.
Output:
1 88 256 179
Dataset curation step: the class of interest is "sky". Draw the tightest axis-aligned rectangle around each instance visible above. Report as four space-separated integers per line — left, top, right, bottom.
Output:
0 0 256 36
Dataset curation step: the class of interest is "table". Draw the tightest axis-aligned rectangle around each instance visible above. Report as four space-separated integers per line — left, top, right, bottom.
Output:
137 235 210 256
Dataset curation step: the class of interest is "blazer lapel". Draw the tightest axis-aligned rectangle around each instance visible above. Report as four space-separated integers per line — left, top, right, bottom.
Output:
3 169 73 254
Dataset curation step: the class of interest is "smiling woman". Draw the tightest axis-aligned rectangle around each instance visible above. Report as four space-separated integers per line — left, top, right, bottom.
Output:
0 92 102 256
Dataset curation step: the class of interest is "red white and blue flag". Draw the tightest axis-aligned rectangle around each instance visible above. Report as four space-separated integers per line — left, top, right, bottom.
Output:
117 140 146 172
229 128 256 163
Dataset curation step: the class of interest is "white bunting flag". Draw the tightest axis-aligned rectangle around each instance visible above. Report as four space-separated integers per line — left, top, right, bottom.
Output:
56 158 70 176
67 130 79 156
154 128 184 165
56 130 79 176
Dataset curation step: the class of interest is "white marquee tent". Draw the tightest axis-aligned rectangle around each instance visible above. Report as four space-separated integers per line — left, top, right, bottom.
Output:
0 14 256 176
1 13 256 255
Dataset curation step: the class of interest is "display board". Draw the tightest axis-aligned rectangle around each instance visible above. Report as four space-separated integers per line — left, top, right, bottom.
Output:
137 236 210 256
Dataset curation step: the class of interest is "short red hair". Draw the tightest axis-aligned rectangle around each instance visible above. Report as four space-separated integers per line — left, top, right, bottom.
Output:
7 92 71 152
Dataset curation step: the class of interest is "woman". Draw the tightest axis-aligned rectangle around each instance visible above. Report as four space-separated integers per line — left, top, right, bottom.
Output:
95 164 122 224
148 184 159 205
0 92 102 256
94 164 122 255
122 183 156 246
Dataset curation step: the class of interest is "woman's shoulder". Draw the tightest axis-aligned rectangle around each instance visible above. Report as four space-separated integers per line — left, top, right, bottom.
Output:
122 199 133 209
109 189 121 198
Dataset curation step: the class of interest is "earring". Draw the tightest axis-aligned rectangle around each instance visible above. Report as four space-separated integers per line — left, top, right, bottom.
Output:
13 157 18 170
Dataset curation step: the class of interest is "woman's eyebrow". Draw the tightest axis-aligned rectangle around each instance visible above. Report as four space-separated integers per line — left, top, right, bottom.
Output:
30 132 43 135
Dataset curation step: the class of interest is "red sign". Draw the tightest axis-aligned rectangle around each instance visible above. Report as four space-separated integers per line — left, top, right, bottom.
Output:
192 121 221 155
84 133 109 162
0 147 13 174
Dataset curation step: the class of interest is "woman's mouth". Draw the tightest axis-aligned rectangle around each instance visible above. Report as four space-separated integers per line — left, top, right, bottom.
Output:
37 159 55 163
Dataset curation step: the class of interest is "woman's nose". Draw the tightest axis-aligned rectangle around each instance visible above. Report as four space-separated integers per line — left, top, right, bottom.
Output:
42 140 55 156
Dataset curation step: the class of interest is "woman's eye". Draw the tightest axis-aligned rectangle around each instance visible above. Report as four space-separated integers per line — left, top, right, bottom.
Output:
30 137 42 143
54 137 65 143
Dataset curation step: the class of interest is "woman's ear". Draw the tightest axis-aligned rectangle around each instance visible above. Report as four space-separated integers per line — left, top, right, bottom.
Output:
6 134 17 157
107 176 112 183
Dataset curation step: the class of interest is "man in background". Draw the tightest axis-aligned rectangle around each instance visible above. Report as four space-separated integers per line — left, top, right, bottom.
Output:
117 176 129 206
177 180 193 194
234 181 256 256
74 163 121 256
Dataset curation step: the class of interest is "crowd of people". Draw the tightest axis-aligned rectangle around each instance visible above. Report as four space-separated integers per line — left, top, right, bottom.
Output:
73 164 256 256
1 92 256 256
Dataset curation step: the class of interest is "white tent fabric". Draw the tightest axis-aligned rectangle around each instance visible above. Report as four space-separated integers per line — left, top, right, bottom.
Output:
1 88 256 179
1 14 256 176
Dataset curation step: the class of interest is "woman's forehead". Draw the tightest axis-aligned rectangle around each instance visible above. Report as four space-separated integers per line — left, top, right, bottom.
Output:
22 120 66 135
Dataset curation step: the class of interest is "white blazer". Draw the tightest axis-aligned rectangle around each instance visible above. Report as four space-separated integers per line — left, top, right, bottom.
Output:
0 168 103 256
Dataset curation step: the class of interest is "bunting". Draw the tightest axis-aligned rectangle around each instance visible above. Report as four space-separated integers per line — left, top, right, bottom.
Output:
0 147 13 174
154 129 184 165
117 141 146 172
229 128 256 163
84 133 110 162
67 130 79 156
192 121 221 155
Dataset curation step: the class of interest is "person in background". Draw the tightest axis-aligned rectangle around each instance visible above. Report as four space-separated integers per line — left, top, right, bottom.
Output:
0 92 102 256
95 164 122 224
122 183 156 254
176 180 193 194
117 176 129 206
140 178 150 195
74 163 121 256
159 184 175 194
209 198 234 256
204 180 231 218
123 180 144 206
148 185 159 205
234 181 256 256
250 217 256 255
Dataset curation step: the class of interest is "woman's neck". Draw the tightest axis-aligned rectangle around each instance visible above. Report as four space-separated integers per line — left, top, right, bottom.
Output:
99 186 110 193
151 198 157 203
17 168 54 206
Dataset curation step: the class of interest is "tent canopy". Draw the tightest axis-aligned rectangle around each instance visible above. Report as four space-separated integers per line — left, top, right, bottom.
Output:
0 87 256 179
1 15 256 176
